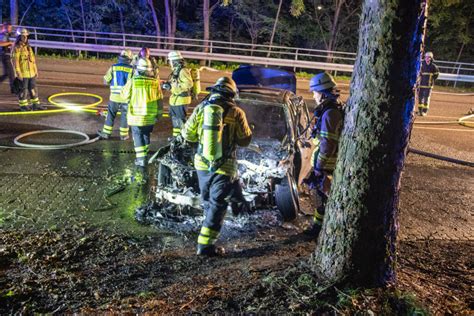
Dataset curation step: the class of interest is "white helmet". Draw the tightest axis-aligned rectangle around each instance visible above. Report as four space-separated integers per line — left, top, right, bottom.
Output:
425 51 434 59
120 49 133 60
168 51 184 61
136 58 152 72
16 27 29 36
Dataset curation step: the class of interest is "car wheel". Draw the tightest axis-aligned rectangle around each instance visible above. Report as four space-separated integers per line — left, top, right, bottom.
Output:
157 162 171 187
275 173 299 221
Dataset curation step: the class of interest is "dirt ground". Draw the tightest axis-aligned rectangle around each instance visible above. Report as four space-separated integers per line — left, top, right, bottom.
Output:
0 57 473 314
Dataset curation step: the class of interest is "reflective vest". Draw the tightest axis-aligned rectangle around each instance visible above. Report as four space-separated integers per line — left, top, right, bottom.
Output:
182 94 252 177
311 98 344 173
419 61 439 89
11 42 37 78
104 61 133 103
169 67 193 106
121 75 163 126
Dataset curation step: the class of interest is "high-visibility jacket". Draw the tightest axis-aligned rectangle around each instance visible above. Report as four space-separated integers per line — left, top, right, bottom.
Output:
169 67 193 106
419 60 439 89
311 98 344 173
182 94 252 177
121 74 163 126
11 42 37 78
104 59 133 103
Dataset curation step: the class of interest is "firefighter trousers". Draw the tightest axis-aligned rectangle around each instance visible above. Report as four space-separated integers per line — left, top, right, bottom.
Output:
18 77 40 108
196 170 233 248
130 125 154 163
418 87 432 113
169 105 187 136
102 101 129 137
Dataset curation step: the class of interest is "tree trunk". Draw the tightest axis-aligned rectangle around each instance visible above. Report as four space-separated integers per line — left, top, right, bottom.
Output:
164 0 172 48
10 0 18 25
147 0 162 49
267 0 282 58
312 0 427 287
326 0 344 62
203 0 211 55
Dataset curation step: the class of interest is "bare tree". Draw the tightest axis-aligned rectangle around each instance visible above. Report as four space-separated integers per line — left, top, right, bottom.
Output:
266 0 282 57
10 0 19 25
312 0 428 287
147 0 162 48
164 0 179 49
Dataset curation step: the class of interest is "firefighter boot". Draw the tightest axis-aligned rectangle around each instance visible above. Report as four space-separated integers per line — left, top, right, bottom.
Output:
196 244 225 257
32 104 47 111
97 131 110 140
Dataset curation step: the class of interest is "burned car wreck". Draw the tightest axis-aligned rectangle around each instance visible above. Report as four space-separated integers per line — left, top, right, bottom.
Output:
154 84 314 222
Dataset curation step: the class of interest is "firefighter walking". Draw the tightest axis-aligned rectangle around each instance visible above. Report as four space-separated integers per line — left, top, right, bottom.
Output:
162 51 193 137
181 77 252 256
417 51 439 116
121 58 163 167
11 28 45 111
304 72 344 239
0 23 14 93
98 49 134 140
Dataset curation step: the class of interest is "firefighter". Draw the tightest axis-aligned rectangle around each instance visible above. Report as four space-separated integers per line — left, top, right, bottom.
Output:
304 72 344 239
132 47 159 78
0 23 14 93
97 49 134 140
162 51 193 137
11 28 45 111
417 51 439 116
121 58 163 167
181 77 252 256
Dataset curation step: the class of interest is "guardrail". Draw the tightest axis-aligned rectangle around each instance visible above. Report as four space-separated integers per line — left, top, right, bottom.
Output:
16 25 474 83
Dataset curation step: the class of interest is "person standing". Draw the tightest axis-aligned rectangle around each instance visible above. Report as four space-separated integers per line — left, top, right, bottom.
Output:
417 51 439 116
304 72 344 239
162 51 193 137
0 23 14 93
98 49 134 140
11 27 45 111
121 58 163 167
181 77 252 256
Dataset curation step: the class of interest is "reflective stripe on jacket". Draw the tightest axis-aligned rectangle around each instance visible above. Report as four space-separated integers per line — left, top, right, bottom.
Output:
170 68 193 106
11 43 37 78
419 61 439 88
182 94 252 177
311 99 344 173
104 62 133 103
122 75 163 126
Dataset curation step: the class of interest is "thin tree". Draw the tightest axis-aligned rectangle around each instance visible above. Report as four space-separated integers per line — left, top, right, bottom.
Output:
147 0 162 48
312 0 428 287
10 0 19 25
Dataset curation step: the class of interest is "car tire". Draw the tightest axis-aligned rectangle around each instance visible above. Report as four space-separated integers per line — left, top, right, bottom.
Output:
275 173 299 221
157 162 171 187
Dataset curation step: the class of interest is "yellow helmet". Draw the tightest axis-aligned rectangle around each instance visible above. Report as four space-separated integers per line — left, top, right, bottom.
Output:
120 49 133 60
168 51 184 61
425 51 434 59
16 27 30 36
136 58 152 72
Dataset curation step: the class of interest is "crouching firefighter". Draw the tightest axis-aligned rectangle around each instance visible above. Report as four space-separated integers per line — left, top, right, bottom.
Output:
304 72 344 239
121 58 163 167
162 51 193 137
98 49 134 140
181 77 252 256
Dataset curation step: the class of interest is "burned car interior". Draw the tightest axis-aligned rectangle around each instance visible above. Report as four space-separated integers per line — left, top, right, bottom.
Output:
154 67 314 221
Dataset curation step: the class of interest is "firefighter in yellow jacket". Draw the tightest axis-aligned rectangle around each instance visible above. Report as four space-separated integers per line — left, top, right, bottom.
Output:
417 51 439 116
181 77 252 256
11 28 45 111
304 72 344 239
162 51 193 137
121 58 163 167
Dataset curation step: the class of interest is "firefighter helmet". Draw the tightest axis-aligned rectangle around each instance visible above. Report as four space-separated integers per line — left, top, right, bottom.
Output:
16 27 29 36
208 77 238 96
120 49 133 60
425 51 434 59
136 58 152 72
309 72 336 92
168 51 184 61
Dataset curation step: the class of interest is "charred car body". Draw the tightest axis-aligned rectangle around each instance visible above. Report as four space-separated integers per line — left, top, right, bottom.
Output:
155 67 314 221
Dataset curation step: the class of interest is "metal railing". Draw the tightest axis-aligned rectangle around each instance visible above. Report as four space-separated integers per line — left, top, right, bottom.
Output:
16 25 474 83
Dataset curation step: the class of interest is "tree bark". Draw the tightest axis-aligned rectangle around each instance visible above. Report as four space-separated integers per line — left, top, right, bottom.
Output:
312 0 427 287
10 0 18 26
164 0 172 48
